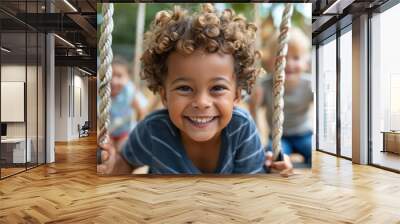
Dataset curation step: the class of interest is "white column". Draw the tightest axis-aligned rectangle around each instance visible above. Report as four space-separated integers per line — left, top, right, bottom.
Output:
45 0 55 163
352 14 369 164
311 45 317 151
46 33 55 163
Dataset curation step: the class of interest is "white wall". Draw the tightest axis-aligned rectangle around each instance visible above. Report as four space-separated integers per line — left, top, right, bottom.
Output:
54 67 89 141
72 73 89 138
54 67 69 141
1 65 30 138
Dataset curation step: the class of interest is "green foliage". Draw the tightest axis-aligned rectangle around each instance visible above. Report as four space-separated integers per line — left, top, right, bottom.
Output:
228 3 255 21
97 3 310 60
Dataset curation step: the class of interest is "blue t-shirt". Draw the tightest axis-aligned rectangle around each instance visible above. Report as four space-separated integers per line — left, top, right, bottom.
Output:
110 81 140 137
97 81 149 137
121 107 267 174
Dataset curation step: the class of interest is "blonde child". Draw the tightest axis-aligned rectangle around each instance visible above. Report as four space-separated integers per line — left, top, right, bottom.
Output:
249 27 313 166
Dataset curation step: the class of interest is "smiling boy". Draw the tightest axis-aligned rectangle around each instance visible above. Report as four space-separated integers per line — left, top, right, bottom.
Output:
98 4 290 174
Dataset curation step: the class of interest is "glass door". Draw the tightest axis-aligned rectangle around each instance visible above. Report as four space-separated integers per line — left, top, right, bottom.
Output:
0 0 47 179
317 36 337 154
339 28 352 159
1 31 28 178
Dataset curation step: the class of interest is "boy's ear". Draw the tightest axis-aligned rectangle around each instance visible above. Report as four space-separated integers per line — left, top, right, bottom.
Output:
234 88 241 105
159 87 168 107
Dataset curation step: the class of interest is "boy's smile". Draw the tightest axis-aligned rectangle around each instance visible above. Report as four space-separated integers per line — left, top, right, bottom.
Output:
184 116 218 128
160 49 240 144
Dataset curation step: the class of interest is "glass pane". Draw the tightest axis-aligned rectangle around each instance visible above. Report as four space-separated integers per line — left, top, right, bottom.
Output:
27 31 38 169
0 0 46 178
340 30 352 158
318 38 337 154
1 30 27 177
25 0 41 170
371 3 400 171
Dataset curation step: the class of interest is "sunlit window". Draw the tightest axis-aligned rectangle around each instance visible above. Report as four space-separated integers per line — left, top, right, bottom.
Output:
318 37 337 154
340 29 352 158
371 3 400 171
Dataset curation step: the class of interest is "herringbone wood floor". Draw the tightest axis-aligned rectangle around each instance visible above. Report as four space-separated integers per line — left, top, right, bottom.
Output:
1 134 400 223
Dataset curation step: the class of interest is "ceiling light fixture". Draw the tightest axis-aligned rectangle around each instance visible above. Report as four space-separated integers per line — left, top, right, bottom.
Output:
63 0 78 12
54 34 75 48
76 48 85 55
1 47 11 53
322 0 354 15
78 67 93 76
322 0 342 14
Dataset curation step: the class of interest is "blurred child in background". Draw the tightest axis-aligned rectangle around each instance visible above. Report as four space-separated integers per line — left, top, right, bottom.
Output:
109 56 148 150
249 27 313 166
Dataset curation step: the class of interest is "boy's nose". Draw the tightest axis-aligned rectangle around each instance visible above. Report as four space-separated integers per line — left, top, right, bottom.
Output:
192 92 211 109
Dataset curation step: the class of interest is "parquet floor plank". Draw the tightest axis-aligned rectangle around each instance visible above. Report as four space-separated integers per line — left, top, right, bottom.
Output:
0 134 399 223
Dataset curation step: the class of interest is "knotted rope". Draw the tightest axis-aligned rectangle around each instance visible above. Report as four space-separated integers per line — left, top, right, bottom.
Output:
272 3 293 161
98 3 114 145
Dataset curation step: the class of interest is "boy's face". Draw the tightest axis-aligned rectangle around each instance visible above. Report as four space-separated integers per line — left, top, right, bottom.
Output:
111 64 129 97
284 42 309 79
160 50 240 143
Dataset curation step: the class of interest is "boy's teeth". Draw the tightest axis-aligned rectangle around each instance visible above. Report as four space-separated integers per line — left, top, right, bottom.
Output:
189 117 214 124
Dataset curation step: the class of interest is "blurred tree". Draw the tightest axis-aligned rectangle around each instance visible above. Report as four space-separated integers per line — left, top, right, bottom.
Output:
97 3 311 62
229 3 255 21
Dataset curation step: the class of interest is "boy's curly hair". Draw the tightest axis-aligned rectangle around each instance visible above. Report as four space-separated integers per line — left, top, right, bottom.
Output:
141 3 261 94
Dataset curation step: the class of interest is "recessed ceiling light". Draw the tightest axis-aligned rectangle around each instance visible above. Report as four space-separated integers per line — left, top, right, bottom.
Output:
54 34 75 48
1 47 11 53
78 67 92 76
63 0 78 12
322 0 353 15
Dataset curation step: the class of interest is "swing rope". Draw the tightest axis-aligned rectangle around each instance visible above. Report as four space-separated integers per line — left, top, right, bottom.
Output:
272 3 293 161
98 3 114 145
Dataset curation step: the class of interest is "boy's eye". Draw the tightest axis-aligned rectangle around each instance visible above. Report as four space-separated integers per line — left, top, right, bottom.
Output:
176 85 193 93
211 85 228 92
